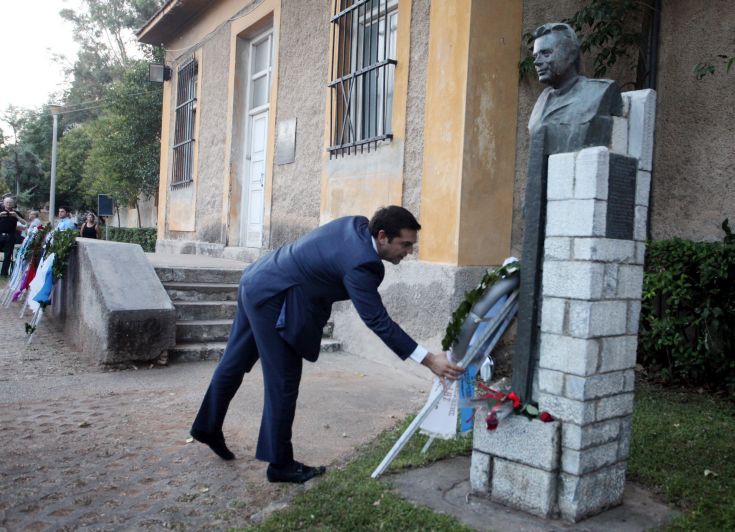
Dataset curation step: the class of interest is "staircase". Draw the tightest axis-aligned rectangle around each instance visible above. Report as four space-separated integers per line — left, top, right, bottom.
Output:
153 264 341 362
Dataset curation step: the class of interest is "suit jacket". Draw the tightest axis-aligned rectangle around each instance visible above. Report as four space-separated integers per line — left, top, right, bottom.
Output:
242 216 418 362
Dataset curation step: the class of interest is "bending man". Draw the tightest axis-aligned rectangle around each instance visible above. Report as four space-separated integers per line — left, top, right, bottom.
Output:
191 206 463 483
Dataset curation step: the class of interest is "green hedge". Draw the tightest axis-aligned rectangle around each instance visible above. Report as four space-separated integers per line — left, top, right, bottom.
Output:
639 234 735 393
102 227 157 253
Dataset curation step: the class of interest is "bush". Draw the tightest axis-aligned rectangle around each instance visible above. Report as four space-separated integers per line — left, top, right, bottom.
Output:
639 231 735 393
102 227 157 253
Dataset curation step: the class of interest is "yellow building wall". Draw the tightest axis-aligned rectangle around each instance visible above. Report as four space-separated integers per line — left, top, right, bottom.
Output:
420 0 521 266
319 0 413 222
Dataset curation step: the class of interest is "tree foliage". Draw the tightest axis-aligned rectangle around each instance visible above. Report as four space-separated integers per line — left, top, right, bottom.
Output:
0 0 164 226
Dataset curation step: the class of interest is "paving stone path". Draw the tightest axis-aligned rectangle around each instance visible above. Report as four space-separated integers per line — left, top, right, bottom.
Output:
0 300 427 531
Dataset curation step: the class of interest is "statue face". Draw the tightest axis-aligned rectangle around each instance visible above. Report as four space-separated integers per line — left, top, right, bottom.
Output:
532 32 576 88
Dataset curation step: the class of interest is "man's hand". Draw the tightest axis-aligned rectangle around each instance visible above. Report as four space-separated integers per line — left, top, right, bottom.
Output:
421 351 464 381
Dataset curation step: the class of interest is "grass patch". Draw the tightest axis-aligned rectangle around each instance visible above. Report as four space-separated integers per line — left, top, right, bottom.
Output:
629 383 735 530
249 419 473 531
249 383 734 531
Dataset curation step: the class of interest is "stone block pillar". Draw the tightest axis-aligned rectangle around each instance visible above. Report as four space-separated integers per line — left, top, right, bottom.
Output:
470 90 655 522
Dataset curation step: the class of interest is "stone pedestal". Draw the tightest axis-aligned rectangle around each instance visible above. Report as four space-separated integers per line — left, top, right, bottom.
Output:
470 89 655 522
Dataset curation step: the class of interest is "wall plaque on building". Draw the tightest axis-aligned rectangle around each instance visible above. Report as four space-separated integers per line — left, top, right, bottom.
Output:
275 118 297 165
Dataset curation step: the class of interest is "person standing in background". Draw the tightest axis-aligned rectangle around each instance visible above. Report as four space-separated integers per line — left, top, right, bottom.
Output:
0 197 26 276
80 212 100 239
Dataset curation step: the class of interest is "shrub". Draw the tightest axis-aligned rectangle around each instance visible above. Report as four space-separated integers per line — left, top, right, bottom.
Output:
102 227 157 253
639 227 735 393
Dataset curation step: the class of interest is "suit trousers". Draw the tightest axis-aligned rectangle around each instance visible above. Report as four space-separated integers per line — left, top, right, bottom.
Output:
192 285 303 465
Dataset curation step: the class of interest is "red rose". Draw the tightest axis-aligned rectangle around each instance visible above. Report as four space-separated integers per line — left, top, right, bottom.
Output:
507 391 521 409
485 413 499 431
539 411 554 422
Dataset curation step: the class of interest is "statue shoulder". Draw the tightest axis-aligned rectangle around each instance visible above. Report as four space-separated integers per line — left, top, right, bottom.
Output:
577 77 623 116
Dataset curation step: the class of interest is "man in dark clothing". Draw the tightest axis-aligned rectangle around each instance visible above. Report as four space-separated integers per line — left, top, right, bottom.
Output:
191 206 464 483
0 197 25 277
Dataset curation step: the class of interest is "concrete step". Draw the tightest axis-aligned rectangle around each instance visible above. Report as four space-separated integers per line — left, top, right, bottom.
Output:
175 301 238 321
169 342 228 363
163 282 239 302
176 319 233 343
168 337 343 363
155 266 243 284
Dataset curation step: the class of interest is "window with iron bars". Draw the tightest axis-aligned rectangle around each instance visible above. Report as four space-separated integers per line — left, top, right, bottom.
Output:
329 0 398 157
171 58 198 188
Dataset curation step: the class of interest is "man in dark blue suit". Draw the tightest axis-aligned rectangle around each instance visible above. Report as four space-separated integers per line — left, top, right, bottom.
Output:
191 206 464 483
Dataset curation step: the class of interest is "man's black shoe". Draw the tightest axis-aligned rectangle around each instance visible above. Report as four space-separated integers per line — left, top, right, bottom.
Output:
266 461 326 484
190 428 235 461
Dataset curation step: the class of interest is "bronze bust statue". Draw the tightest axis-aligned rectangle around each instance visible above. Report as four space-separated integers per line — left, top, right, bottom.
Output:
528 23 623 154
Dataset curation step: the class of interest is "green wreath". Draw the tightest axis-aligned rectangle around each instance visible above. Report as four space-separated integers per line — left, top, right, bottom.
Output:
441 261 520 351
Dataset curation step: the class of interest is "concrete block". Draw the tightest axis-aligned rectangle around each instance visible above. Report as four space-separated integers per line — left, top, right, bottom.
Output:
491 458 558 518
596 393 635 421
599 336 639 372
567 300 628 338
51 239 176 364
627 300 642 334
562 442 620 475
636 170 652 207
545 237 572 260
574 147 609 200
611 116 629 154
538 368 565 395
620 92 632 118
603 263 619 299
543 261 605 300
539 333 599 376
539 393 596 425
470 450 491 492
626 89 656 172
634 205 648 241
562 419 622 451
635 242 647 265
617 416 633 460
473 410 561 471
564 371 626 401
623 368 636 392
547 152 576 200
540 297 566 334
547 200 607 237
572 238 636 263
617 265 644 299
559 463 626 522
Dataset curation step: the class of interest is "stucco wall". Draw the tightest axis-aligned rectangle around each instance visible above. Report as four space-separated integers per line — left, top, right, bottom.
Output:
401 0 431 218
268 0 330 248
651 0 735 241
195 22 232 243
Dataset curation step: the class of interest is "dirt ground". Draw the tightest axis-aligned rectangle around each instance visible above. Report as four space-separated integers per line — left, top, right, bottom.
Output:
0 302 428 531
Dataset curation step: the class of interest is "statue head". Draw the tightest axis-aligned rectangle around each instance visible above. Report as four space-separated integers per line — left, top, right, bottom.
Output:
532 23 581 89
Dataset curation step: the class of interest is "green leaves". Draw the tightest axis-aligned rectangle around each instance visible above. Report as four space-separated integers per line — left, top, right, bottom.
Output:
639 232 735 393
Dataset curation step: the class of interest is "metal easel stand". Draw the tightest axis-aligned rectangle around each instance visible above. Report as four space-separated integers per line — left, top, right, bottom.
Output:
371 290 519 479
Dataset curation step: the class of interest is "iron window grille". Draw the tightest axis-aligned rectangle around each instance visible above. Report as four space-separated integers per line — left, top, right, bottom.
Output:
171 58 198 189
329 0 398 157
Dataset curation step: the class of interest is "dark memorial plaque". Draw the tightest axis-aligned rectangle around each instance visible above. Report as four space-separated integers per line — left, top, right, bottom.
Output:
606 154 637 240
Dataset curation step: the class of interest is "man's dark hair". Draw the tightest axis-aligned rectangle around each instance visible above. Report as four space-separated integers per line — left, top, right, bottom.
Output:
368 205 421 240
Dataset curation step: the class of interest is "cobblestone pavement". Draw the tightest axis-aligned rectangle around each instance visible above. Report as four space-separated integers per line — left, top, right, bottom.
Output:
0 302 428 531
